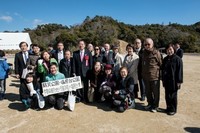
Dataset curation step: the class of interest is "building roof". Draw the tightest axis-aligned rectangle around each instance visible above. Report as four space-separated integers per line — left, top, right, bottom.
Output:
0 33 32 50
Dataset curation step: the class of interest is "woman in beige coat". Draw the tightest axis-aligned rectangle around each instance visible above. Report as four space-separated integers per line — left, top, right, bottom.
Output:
123 44 139 98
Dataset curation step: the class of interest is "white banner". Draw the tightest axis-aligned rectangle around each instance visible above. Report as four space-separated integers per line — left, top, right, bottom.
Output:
42 76 82 96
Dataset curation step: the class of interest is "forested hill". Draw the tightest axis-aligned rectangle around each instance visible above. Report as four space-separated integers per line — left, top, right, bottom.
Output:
22 16 200 52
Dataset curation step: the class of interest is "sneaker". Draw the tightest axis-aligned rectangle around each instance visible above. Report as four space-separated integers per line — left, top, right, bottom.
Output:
151 108 157 113
144 105 152 110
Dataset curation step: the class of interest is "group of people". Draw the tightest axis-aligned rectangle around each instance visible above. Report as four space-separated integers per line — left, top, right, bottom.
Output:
0 38 183 115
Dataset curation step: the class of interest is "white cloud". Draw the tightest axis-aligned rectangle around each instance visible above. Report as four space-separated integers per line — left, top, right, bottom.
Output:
33 19 43 27
0 16 13 22
14 12 23 18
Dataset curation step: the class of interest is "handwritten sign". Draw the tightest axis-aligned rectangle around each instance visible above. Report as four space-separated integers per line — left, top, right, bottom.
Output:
42 76 82 96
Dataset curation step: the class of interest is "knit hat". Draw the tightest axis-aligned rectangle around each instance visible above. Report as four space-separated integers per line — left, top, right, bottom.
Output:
104 64 112 70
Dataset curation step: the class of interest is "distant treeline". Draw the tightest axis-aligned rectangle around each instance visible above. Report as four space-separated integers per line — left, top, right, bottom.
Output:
6 15 200 53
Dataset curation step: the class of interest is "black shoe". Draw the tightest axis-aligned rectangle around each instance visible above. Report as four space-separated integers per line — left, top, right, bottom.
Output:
110 104 115 109
0 98 3 101
33 108 40 111
75 97 81 103
144 105 152 110
167 111 176 115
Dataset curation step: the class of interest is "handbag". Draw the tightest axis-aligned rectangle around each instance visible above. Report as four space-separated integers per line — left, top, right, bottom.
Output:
67 91 76 111
21 68 28 79
21 65 33 79
88 87 95 102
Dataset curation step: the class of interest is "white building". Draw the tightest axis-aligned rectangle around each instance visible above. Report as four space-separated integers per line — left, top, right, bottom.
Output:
0 33 32 50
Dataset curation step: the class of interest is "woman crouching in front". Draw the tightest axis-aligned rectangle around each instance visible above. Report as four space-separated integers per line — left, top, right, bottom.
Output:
113 67 135 112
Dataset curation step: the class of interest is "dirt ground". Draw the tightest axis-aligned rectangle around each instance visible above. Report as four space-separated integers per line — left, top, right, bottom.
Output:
0 54 200 133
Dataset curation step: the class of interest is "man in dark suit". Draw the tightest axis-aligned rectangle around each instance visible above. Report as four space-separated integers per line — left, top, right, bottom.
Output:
52 42 65 64
48 44 56 54
101 43 114 65
59 50 73 78
14 42 30 83
134 38 146 101
72 40 93 102
174 43 183 58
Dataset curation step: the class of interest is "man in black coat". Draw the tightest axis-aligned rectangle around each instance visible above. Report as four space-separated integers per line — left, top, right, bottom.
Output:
14 42 30 83
72 40 93 102
59 50 73 78
52 42 65 64
134 38 146 101
101 43 114 65
174 43 183 58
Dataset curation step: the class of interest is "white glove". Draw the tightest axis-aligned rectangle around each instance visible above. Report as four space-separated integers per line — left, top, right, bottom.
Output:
26 82 37 96
30 90 37 96
73 73 76 77
38 59 43 65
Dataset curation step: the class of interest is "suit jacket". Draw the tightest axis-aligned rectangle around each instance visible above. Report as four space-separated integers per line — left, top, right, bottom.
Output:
102 50 114 65
176 48 183 58
137 48 144 78
59 57 73 78
14 51 29 77
93 54 103 65
52 50 65 63
72 49 93 77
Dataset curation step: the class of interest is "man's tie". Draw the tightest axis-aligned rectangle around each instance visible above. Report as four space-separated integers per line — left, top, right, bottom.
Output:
80 51 84 62
58 51 63 63
24 52 28 64
67 60 70 66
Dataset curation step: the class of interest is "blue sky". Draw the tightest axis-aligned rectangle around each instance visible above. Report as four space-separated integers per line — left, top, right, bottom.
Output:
0 0 199 32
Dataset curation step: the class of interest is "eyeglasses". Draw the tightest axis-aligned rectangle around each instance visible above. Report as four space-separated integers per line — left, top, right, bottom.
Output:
95 49 99 50
144 43 151 46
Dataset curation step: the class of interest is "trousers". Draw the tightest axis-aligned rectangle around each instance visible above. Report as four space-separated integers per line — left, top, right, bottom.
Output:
144 80 160 108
